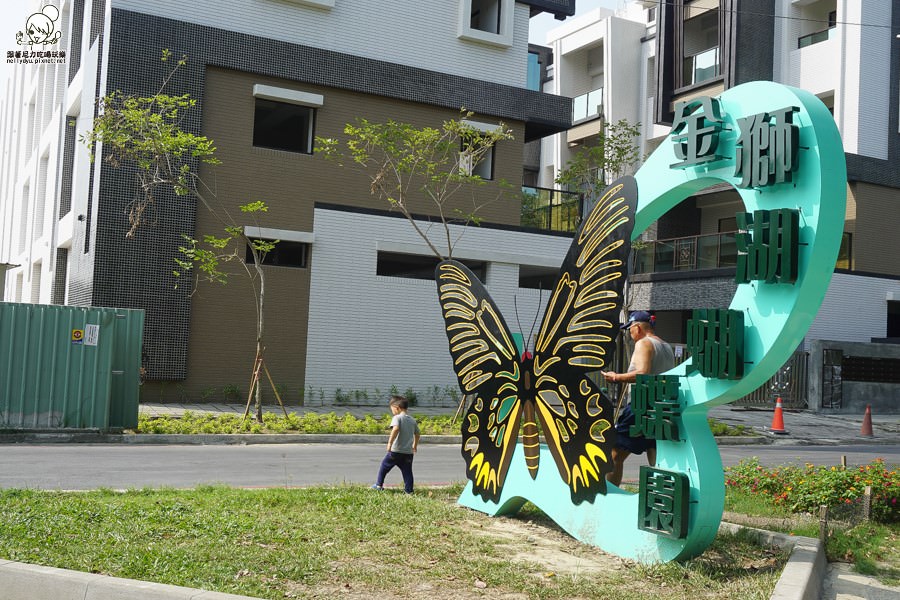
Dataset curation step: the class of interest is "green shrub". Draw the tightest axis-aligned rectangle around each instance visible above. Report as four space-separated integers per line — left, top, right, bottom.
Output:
707 418 749 436
404 387 418 407
137 412 458 436
221 384 240 402
725 457 899 523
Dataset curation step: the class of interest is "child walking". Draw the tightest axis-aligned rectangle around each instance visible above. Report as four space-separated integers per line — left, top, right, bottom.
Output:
372 396 421 494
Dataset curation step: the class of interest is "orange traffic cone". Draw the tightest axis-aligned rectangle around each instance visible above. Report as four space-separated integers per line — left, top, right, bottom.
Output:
860 404 874 437
770 397 788 434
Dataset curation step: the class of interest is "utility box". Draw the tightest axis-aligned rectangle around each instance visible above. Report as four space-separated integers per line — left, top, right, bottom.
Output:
0 302 144 431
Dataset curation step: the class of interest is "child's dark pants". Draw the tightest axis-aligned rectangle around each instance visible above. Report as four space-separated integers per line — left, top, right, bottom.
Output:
376 451 414 493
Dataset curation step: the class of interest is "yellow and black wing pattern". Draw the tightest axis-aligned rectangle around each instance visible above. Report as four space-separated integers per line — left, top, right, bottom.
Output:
435 260 524 503
435 176 636 505
532 176 637 504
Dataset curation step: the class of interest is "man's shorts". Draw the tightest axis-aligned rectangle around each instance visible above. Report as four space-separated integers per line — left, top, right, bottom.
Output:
614 404 656 455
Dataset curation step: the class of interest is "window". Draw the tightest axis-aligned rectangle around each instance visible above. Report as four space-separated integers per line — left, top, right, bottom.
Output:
281 0 334 7
252 84 323 154
246 240 309 268
377 252 486 282
835 232 851 270
470 0 501 34
458 0 513 47
519 265 557 290
459 119 502 181
648 6 656 23
253 99 315 153
461 145 494 180
718 216 737 232
888 300 900 338
527 51 541 91
679 0 720 88
243 226 313 268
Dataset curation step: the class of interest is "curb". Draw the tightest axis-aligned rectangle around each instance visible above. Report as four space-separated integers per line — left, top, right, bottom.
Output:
718 523 825 600
0 559 257 600
0 433 462 445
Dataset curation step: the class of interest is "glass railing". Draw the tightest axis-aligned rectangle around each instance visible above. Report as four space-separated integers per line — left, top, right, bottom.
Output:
521 186 582 233
527 51 541 91
798 26 834 49
682 47 719 86
572 87 604 123
633 231 737 275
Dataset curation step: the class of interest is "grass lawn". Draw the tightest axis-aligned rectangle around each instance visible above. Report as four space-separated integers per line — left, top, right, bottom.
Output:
725 488 900 587
0 484 786 600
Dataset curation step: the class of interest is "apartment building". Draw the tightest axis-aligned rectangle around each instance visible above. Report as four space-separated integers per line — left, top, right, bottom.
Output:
0 0 579 403
540 0 900 410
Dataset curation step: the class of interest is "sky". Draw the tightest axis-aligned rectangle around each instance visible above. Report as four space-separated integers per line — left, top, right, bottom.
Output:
529 0 622 44
1 0 623 99
2 2 36 97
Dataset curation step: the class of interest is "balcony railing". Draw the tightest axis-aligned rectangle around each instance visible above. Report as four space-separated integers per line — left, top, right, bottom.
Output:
572 87 604 123
633 231 737 275
798 26 834 49
527 51 541 91
682 46 719 87
521 186 582 233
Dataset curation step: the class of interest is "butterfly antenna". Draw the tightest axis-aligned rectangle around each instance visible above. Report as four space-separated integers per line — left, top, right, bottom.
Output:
513 294 523 333
513 295 526 354
527 285 543 354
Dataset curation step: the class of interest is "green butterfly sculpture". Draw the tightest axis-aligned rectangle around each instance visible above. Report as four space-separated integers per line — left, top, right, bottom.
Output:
435 177 637 504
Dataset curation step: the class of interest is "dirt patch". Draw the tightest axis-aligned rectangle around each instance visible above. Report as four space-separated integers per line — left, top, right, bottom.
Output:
473 516 629 578
302 516 628 600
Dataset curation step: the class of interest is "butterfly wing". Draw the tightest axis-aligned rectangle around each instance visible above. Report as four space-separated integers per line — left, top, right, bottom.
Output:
532 176 638 504
435 260 523 503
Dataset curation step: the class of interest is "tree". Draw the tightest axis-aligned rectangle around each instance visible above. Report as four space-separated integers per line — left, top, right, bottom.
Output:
554 118 642 209
83 51 281 421
316 112 513 259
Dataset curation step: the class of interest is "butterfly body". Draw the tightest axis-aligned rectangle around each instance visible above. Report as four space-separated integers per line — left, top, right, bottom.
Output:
437 177 638 505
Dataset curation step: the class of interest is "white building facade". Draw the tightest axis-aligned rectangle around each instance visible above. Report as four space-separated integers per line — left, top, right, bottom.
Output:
538 0 900 409
1 0 580 403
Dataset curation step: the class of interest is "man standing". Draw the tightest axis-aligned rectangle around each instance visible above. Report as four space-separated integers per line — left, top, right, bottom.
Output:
601 311 676 487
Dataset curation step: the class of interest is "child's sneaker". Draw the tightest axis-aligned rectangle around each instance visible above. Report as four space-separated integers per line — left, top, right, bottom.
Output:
370 484 383 490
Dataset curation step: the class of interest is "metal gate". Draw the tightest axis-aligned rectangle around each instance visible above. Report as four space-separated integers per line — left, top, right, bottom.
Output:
734 350 809 409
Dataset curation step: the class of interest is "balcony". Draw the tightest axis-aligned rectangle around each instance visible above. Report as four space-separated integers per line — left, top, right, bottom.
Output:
521 186 582 233
572 87 604 123
633 231 737 275
682 47 719 87
798 26 834 49
527 51 541 91
788 24 838 95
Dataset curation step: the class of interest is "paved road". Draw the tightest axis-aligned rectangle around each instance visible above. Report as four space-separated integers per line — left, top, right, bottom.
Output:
0 443 896 491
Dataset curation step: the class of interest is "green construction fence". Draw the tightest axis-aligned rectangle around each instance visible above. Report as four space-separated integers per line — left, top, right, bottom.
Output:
0 302 144 431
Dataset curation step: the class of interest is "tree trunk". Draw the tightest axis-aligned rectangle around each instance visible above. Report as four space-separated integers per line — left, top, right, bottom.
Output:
255 261 265 422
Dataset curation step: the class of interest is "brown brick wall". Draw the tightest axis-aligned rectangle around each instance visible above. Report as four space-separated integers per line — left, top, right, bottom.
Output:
144 66 527 402
849 181 900 277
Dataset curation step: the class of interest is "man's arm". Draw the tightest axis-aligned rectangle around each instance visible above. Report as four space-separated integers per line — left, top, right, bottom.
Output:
602 338 655 384
413 432 420 453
